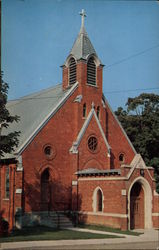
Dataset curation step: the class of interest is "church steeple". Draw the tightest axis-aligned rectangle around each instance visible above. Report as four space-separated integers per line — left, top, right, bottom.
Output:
62 9 103 91
67 9 100 62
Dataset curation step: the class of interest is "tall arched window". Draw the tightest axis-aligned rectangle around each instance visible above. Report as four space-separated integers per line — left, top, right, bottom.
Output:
5 167 10 199
97 106 100 119
83 103 87 118
87 57 96 85
97 189 103 212
41 168 50 203
69 57 76 85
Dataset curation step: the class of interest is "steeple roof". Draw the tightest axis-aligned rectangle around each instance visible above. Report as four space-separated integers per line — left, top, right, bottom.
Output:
67 9 101 62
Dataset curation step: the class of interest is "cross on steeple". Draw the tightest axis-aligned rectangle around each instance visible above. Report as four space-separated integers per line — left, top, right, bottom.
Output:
79 9 86 28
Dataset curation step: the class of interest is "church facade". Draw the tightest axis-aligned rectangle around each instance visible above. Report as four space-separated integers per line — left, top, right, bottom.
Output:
0 10 159 231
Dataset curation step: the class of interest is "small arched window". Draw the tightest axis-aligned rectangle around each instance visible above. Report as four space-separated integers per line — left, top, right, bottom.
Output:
119 153 125 163
97 106 100 119
69 57 76 85
83 103 87 118
87 57 96 85
97 189 103 212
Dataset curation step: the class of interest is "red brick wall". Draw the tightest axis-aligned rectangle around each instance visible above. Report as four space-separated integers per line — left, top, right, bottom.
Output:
22 88 80 213
78 179 126 214
77 178 127 229
105 105 135 169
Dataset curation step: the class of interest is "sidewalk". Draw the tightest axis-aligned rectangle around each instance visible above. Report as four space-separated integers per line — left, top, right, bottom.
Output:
0 228 159 250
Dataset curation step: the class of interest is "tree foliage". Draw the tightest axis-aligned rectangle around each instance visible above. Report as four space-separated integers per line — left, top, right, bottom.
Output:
115 93 159 192
0 73 20 157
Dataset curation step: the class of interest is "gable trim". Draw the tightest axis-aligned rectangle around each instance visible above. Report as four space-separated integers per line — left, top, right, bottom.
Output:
70 104 111 154
126 154 154 181
16 82 79 155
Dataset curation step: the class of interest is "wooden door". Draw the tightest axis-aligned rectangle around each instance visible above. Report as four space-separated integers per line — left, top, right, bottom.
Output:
130 182 144 229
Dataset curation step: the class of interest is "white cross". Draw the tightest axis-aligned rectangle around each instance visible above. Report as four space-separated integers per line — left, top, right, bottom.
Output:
79 9 86 28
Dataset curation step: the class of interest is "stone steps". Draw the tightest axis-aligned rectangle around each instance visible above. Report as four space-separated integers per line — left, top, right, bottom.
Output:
40 212 74 229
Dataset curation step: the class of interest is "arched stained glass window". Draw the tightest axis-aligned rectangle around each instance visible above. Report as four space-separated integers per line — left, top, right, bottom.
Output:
41 169 50 203
97 189 103 212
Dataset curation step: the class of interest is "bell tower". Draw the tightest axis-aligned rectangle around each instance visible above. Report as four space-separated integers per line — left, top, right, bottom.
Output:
62 9 104 99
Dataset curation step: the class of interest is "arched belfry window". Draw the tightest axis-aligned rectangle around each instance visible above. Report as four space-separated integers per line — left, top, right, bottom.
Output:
87 57 96 85
69 57 76 85
83 103 87 118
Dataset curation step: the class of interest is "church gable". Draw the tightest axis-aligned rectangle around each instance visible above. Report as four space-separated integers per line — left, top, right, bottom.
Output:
70 106 111 171
3 83 78 158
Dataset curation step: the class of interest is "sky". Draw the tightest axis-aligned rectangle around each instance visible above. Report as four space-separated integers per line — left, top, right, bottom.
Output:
2 0 159 110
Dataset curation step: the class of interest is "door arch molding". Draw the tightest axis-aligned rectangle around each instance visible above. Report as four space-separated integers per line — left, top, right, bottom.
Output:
128 177 152 229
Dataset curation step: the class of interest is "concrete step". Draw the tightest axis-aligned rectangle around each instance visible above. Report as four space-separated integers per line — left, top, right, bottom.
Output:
40 212 74 228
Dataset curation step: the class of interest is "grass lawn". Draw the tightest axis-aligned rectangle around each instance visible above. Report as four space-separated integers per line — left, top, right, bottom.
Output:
78 224 142 236
0 226 122 243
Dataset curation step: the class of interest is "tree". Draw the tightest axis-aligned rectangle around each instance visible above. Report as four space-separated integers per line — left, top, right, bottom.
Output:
115 93 159 192
0 73 20 157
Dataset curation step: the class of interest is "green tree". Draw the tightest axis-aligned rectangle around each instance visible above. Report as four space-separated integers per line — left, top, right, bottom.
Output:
0 73 20 157
115 93 159 192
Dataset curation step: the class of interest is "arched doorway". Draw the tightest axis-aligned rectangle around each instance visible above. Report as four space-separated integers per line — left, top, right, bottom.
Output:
41 168 51 211
128 177 152 230
130 182 144 229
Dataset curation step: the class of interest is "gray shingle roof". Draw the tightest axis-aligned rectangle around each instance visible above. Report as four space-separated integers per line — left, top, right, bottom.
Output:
70 26 96 60
2 83 77 158
68 25 100 61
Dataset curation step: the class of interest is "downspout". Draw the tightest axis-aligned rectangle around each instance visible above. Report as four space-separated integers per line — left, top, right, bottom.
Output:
12 166 16 228
0 164 1 213
8 166 11 228
76 150 79 225
0 123 2 213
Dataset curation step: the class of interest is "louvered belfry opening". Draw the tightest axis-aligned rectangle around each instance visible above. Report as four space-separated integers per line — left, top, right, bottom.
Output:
87 57 96 85
69 57 76 85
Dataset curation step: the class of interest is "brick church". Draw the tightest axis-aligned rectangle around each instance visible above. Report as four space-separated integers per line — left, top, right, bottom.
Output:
0 10 159 231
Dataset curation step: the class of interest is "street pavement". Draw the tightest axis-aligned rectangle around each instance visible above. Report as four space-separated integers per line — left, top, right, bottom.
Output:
0 228 159 250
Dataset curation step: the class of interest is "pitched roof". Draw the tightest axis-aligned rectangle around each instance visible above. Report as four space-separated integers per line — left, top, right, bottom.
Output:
2 83 78 158
69 25 97 61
